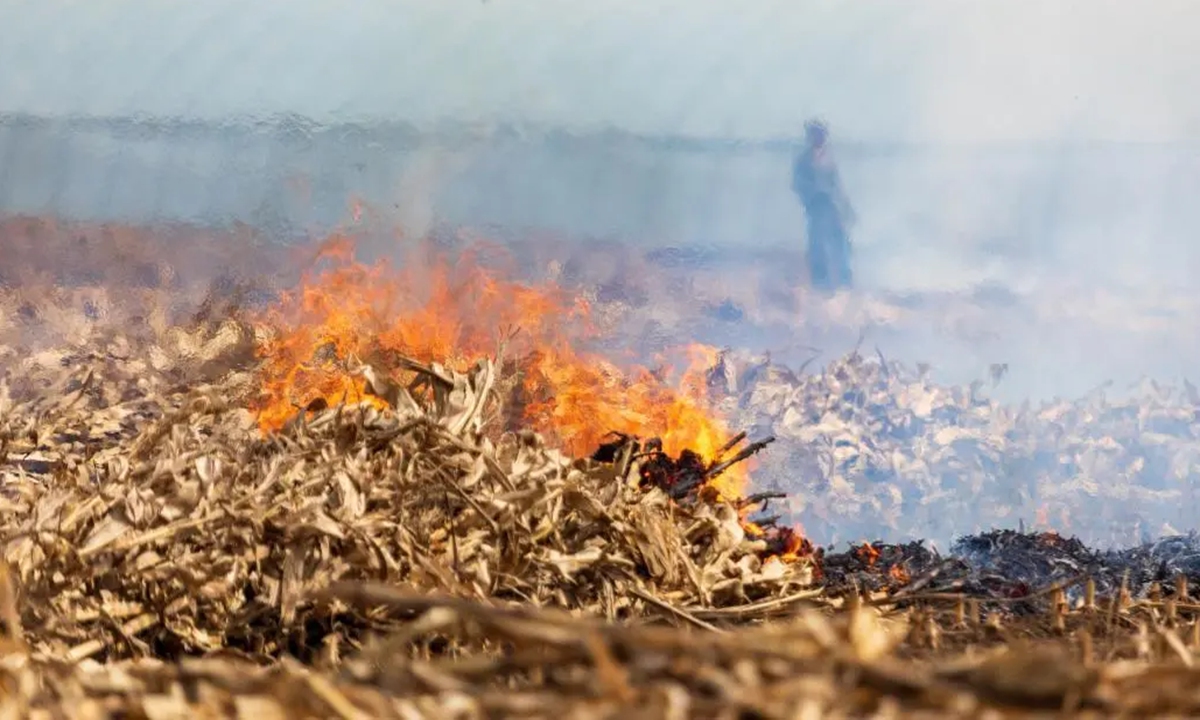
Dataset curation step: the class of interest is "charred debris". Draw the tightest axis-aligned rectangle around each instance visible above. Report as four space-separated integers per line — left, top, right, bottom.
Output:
591 429 816 563
589 429 1200 615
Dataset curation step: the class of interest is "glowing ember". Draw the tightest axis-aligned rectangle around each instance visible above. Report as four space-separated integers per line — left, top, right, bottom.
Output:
855 542 882 567
762 526 816 564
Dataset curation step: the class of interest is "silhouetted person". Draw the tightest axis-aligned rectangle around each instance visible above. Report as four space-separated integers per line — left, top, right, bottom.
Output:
791 119 856 291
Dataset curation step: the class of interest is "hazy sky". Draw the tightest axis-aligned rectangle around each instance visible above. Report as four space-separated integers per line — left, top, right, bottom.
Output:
1 0 1197 142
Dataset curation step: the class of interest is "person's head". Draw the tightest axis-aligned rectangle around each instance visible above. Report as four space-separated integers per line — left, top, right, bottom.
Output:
805 119 829 148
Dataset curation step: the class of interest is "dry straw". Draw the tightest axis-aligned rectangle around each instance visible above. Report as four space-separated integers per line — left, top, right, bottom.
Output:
2 292 1200 717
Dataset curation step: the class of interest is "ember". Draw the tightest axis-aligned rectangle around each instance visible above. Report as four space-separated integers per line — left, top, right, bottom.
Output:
760 525 819 564
821 540 935 595
856 541 882 566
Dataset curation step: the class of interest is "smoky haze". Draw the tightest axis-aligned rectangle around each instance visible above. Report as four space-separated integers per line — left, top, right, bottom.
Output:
2 0 1200 545
2 0 1199 141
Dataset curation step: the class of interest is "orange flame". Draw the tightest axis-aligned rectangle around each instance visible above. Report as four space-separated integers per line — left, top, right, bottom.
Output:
250 235 753 499
855 542 881 567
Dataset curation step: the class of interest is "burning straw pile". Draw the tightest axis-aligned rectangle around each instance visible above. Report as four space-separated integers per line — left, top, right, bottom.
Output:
6 234 1200 716
0 250 831 716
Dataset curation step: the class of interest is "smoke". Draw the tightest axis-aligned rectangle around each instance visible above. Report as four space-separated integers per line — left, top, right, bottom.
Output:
2 1 1198 141
390 144 479 242
917 1 1200 143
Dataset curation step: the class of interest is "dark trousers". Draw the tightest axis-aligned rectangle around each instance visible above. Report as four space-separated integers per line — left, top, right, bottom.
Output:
805 210 852 291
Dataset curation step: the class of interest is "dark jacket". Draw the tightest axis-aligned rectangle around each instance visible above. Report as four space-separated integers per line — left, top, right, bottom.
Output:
791 147 855 227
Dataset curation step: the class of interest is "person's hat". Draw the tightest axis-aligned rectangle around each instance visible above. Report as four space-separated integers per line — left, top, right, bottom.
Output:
805 119 829 142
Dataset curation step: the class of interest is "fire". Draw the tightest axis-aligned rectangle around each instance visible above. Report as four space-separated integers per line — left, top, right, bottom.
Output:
764 526 815 564
1033 503 1072 535
855 542 881 567
250 235 753 499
